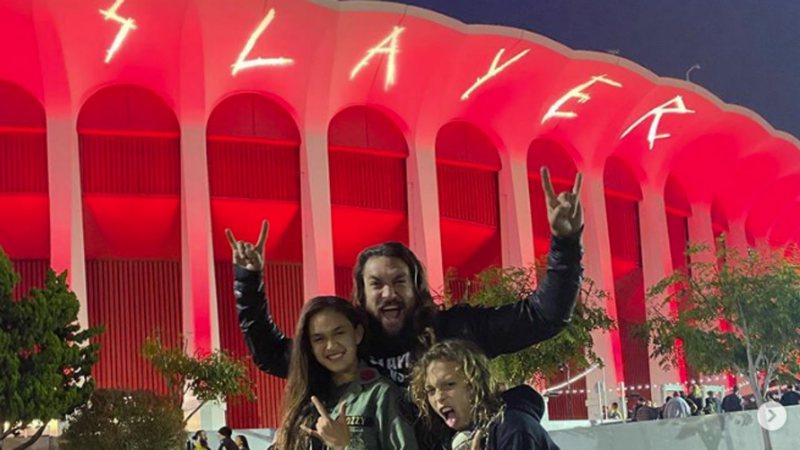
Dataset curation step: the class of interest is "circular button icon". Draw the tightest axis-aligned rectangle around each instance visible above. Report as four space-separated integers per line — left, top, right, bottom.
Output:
757 400 787 431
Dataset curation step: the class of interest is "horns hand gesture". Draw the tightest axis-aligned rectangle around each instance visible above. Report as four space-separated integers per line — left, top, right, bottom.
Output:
225 220 269 271
541 167 583 237
300 396 350 450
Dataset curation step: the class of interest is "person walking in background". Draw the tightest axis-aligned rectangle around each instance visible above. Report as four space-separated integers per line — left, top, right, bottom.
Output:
663 393 691 418
235 435 251 450
630 396 646 421
721 385 744 412
607 402 622 420
191 431 210 450
703 391 721 414
780 384 800 406
218 427 239 450
688 385 704 416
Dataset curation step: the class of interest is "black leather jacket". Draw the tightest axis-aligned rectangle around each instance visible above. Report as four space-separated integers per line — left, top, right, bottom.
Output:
235 233 583 384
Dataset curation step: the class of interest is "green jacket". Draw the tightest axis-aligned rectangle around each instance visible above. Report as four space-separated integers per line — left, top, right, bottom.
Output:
316 367 418 450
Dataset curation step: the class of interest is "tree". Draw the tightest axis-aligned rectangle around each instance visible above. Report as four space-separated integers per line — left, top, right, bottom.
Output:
142 334 254 425
443 263 615 386
641 239 800 407
62 389 185 450
0 248 102 450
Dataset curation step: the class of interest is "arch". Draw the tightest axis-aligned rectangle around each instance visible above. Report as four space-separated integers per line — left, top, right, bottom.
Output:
715 147 794 228
327 105 410 296
604 156 643 201
527 138 578 181
0 81 45 129
525 136 587 419
207 92 303 428
78 84 182 396
435 120 502 300
664 175 691 217
208 93 300 142
661 133 742 205
78 85 180 197
78 84 179 133
768 202 800 246
745 173 800 242
663 175 696 385
603 155 649 396
711 197 729 235
329 105 408 155
435 120 500 169
0 80 49 298
527 138 578 258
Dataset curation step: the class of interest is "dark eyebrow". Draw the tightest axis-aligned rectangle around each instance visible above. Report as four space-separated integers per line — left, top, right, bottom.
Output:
311 325 345 338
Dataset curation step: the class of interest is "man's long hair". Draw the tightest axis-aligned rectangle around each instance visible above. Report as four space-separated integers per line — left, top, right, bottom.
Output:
352 242 438 350
409 340 504 430
274 296 365 450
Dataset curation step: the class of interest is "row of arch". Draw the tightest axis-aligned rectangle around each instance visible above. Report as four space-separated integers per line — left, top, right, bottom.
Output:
1 80 736 425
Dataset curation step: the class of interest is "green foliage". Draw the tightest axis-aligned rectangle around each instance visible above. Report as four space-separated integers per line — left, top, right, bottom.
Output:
444 263 614 385
0 248 19 298
640 237 800 406
0 247 102 448
142 334 254 424
62 389 186 450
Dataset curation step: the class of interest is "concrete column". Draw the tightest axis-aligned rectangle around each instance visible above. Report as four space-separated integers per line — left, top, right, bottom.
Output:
46 115 88 328
580 173 623 421
299 126 335 297
727 219 749 251
498 153 535 268
177 10 225 429
688 203 715 263
687 203 735 388
407 144 444 292
638 184 679 402
179 121 218 355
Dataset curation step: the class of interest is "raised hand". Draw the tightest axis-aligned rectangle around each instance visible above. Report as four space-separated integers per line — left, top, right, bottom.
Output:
541 167 583 237
225 220 269 271
300 396 350 450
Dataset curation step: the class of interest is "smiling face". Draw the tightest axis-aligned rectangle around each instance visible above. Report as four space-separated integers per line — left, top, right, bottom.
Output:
362 256 417 336
425 360 473 431
308 308 363 381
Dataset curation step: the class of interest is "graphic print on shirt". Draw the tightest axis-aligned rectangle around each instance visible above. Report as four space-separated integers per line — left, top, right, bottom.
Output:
368 352 412 384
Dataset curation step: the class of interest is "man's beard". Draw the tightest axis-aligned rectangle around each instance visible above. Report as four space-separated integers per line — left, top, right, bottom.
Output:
364 308 417 355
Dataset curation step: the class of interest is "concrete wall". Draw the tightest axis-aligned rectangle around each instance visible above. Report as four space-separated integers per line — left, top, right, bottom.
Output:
9 407 800 449
550 406 800 450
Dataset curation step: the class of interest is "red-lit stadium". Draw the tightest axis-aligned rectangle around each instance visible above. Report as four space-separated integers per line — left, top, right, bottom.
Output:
2 0 799 448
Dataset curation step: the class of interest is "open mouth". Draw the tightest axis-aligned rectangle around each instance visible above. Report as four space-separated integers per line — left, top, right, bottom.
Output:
379 303 404 320
439 406 457 428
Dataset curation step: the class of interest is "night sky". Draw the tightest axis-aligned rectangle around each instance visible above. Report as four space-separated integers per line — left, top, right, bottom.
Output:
366 0 800 139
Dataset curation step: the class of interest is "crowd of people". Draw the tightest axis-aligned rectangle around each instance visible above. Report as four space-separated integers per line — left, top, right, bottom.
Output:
604 382 800 422
188 427 250 450
216 167 584 450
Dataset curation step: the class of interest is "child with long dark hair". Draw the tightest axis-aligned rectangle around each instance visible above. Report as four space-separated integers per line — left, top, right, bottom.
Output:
273 296 418 450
